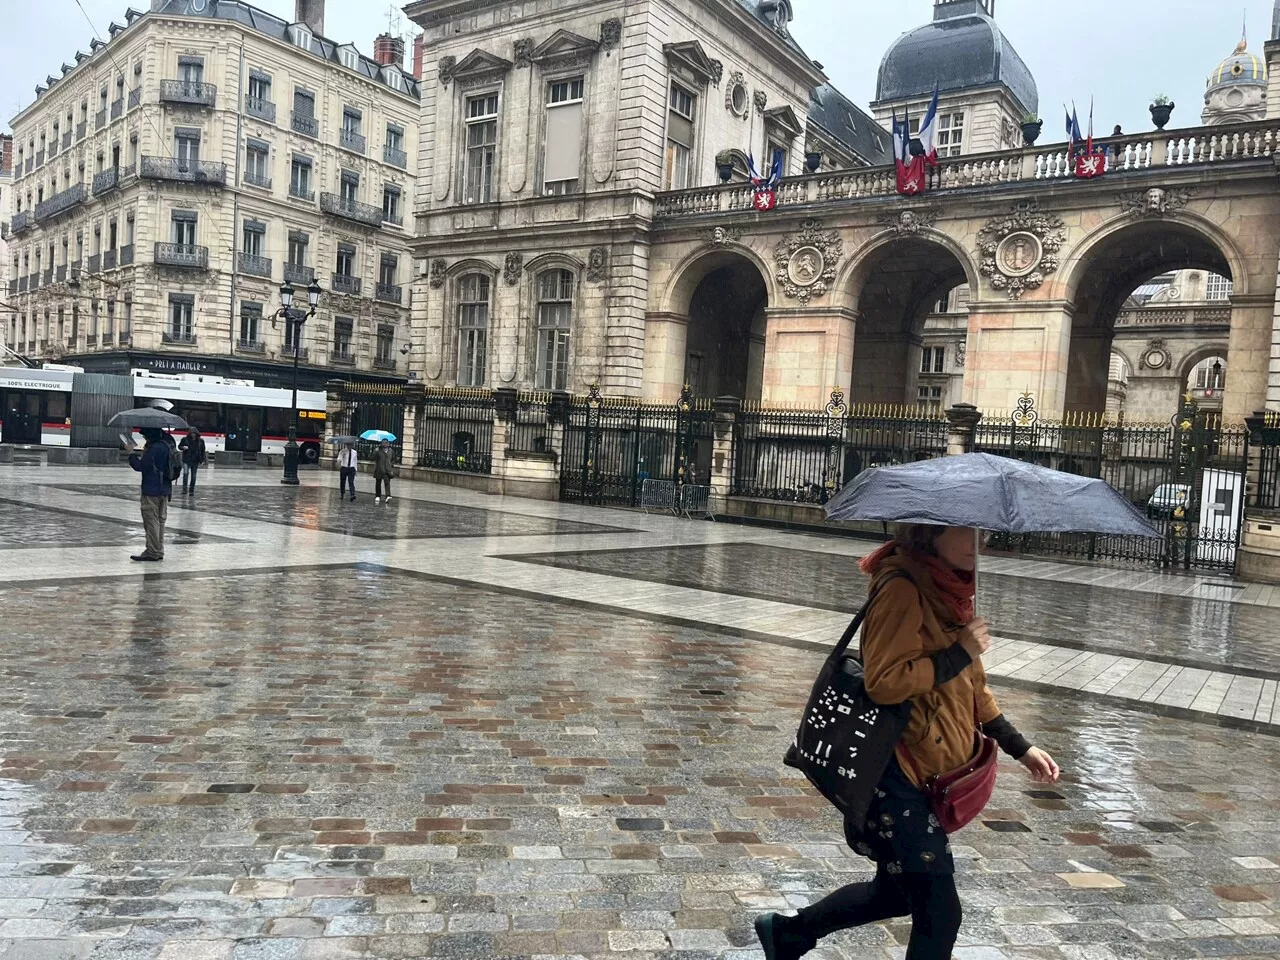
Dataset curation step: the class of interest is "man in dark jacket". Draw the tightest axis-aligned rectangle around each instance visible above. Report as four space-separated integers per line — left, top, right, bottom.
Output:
128 428 173 561
178 427 207 495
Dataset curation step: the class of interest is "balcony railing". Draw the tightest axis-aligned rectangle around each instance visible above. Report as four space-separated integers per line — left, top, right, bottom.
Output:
339 129 366 154
118 333 131 347
331 274 362 295
384 145 407 168
154 242 209 269
140 156 227 186
245 96 275 122
243 170 272 190
289 182 315 202
383 210 403 227
62 131 72 150
10 211 32 235
95 109 106 129
101 332 115 347
162 330 197 345
35 183 87 222
291 112 318 137
128 88 142 110
282 344 309 360
320 193 384 228
86 334 98 347
160 79 217 107
120 244 134 266
283 262 314 285
238 253 272 277
331 348 354 364
93 167 120 196
376 283 402 305
87 254 101 274
104 249 117 270
373 356 398 371
76 121 87 140
237 338 265 353
110 98 123 120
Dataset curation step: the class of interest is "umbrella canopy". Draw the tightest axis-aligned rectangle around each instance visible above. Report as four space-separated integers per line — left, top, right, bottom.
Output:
360 429 398 442
825 453 1161 538
108 408 189 430
330 435 360 445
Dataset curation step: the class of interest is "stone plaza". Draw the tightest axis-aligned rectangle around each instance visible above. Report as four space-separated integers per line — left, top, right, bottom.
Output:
2 463 1280 959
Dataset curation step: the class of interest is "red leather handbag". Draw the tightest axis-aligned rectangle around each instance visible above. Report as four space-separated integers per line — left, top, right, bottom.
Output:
901 727 998 834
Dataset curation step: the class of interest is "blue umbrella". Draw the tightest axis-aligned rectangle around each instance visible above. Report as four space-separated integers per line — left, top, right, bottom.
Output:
825 453 1161 537
360 429 398 443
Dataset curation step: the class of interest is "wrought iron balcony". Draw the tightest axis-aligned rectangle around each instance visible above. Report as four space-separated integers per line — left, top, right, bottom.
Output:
376 282 402 305
76 120 86 140
331 273 362 295
384 145 407 168
86 334 98 347
238 253 272 278
320 193 384 228
237 338 265 353
339 129 366 154
383 210 403 227
245 96 275 122
243 170 272 190
101 332 115 346
104 249 117 270
110 98 123 120
140 156 227 186
10 211 32 235
162 330 197 345
95 109 106 129
93 167 120 196
160 79 217 107
128 88 141 110
291 112 318 137
35 182 87 222
62 131 72 149
373 356 398 371
120 244 134 266
282 344 309 360
288 183 315 202
331 348 354 364
154 242 209 269
87 254 101 274
283 262 314 285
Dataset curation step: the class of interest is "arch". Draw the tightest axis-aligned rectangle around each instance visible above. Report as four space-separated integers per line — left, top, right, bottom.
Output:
1177 342 1231 385
444 257 499 280
837 228 980 303
524 251 585 277
658 243 776 316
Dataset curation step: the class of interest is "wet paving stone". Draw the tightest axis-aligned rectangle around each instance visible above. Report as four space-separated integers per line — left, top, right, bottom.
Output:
0 498 232 549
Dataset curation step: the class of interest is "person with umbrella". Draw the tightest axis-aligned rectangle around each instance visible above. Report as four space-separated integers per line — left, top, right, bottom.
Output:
373 438 396 503
333 437 359 502
125 427 175 562
756 455 1159 960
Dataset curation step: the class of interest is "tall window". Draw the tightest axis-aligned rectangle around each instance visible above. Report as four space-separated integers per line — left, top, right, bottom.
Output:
242 220 264 257
169 295 194 341
174 130 200 169
245 143 269 186
122 296 132 338
342 108 362 137
1195 358 1227 390
289 156 312 198
376 324 395 364
178 58 203 85
544 77 584 195
334 317 353 358
465 93 499 204
536 269 573 391
248 73 271 103
171 212 197 247
664 84 696 189
339 171 359 204
457 274 490 387
382 184 401 223
284 313 301 351
239 302 261 344
917 385 943 410
920 347 945 374
379 254 398 288
1206 274 1234 301
336 244 356 277
385 123 405 163
105 300 115 338
288 232 308 267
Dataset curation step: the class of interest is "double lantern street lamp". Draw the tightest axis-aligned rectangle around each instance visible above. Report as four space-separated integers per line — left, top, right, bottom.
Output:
274 277 323 486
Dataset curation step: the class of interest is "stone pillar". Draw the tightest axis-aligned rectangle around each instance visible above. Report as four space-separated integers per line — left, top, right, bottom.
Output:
760 305 857 407
401 382 425 466
963 300 1073 417
709 395 741 511
944 402 983 456
324 379 347 463
1225 294 1274 422
642 312 687 403
492 387 518 479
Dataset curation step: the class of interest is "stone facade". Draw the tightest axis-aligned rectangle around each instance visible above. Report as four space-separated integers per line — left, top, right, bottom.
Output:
5 0 418 390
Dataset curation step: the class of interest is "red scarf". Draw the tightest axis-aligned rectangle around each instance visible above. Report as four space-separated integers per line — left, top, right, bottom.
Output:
860 543 975 625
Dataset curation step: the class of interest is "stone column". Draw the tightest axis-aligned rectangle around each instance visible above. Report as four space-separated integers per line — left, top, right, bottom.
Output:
759 305 857 407
400 382 425 467
323 379 347 469
642 312 687 403
492 387 518 479
1226 294 1274 422
944 402 983 456
709 395 741 511
962 300 1074 417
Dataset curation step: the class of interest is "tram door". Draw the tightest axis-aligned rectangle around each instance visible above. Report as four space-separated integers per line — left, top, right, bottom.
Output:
225 406 264 453
1 392 44 444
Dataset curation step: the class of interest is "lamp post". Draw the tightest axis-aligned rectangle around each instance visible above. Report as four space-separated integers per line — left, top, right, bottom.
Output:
275 277 322 485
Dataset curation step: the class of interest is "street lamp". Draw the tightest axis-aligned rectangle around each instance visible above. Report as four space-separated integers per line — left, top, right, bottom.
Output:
274 277 323 485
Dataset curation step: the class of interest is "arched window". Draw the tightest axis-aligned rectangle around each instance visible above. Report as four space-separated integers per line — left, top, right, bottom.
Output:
536 269 574 391
457 274 490 386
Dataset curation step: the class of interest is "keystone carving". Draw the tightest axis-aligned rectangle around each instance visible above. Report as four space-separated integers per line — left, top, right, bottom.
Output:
876 207 938 236
1119 187 1192 219
600 18 622 50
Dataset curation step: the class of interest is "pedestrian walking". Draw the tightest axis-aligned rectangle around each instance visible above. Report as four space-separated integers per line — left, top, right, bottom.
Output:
178 427 207 495
127 428 175 562
756 525 1059 960
373 439 395 502
337 442 358 501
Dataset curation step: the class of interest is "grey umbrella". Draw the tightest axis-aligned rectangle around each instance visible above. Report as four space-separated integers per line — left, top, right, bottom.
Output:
330 435 360 445
824 452 1161 538
108 408 189 430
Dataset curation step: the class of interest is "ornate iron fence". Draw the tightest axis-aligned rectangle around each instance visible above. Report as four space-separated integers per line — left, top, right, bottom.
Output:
507 392 554 455
330 384 406 464
415 389 494 474
1249 411 1280 511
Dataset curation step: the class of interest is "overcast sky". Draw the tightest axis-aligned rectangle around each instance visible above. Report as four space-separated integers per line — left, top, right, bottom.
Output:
2 0 1274 139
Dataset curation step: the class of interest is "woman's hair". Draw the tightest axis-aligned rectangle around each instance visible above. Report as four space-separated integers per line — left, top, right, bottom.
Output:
892 523 946 555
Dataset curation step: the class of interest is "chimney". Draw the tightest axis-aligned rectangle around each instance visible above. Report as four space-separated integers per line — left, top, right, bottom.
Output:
0 135 12 177
295 0 324 36
412 34 425 80
374 33 405 68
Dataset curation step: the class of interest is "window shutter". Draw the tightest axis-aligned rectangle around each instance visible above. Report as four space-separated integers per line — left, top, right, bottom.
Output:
544 102 583 184
668 112 693 147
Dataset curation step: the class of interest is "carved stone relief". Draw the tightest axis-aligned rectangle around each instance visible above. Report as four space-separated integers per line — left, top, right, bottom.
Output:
708 225 743 246
709 59 723 86
1119 187 1192 219
977 200 1066 300
437 56 456 87
587 247 609 283
876 207 939 236
600 18 622 51
513 38 534 68
503 252 523 286
1140 338 1172 370
429 258 447 289
753 89 768 113
774 219 841 303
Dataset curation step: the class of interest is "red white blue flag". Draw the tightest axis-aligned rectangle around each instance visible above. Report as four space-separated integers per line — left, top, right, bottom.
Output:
917 84 941 168
1073 99 1106 179
893 108 927 196
747 148 784 211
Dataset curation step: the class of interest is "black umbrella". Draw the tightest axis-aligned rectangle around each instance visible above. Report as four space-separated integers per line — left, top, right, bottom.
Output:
825 453 1161 538
108 408 189 430
330 435 360 445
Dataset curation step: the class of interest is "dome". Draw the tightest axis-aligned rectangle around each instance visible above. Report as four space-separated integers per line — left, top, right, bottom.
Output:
875 2 1038 114
1207 39 1267 92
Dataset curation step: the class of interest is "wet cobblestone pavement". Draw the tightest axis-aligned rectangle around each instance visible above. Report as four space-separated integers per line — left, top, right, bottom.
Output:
514 543 1278 673
0 499 231 550
3 468 1280 959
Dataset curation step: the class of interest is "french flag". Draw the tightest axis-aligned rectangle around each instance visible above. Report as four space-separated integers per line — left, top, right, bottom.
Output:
917 84 941 167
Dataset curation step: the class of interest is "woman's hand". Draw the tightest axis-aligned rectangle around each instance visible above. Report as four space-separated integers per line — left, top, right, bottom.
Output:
1019 747 1060 783
958 617 991 659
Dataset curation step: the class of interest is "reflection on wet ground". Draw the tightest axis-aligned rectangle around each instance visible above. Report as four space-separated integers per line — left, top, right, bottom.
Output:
2 567 1280 959
53 483 630 540
0 498 231 550
513 542 1279 673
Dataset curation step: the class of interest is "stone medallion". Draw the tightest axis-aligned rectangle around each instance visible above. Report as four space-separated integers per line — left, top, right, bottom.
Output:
1140 338 1171 371
977 200 1065 300
995 232 1043 278
774 219 841 303
787 245 825 288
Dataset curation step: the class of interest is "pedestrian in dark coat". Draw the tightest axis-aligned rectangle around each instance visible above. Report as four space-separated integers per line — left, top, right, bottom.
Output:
127 428 173 562
373 440 395 502
178 427 207 495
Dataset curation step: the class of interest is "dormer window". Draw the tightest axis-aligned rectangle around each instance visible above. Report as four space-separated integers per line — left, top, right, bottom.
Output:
290 24 312 51
338 45 359 71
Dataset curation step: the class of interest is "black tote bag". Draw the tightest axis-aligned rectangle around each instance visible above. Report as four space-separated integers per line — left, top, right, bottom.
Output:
784 572 914 824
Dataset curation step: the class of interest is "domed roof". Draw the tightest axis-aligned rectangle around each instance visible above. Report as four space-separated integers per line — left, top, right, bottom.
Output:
1208 38 1267 92
876 1 1037 114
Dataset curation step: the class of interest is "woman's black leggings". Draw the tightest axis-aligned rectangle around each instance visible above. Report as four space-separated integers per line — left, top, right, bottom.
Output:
796 865 962 959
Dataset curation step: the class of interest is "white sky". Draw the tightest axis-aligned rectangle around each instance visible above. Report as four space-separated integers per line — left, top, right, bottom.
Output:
2 0 1274 140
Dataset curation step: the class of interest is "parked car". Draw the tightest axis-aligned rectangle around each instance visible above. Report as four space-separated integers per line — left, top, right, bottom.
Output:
1147 483 1192 519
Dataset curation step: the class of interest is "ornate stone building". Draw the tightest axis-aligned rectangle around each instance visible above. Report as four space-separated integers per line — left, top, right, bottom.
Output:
1203 35 1268 125
5 0 418 390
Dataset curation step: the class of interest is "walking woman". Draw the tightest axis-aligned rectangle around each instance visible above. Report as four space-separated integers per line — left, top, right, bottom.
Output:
373 439 396 503
756 525 1060 960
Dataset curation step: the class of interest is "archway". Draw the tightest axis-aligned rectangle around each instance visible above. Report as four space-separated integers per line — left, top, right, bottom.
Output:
845 236 972 407
1065 220 1238 415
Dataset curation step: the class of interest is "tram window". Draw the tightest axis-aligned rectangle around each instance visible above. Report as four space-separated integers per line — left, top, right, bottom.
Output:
175 401 219 433
264 408 286 437
46 394 69 421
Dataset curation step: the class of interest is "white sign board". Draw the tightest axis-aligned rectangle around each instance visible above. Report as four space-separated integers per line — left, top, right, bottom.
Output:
1196 468 1244 565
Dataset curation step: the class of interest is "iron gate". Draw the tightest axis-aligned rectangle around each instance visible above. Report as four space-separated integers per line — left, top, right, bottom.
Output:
559 385 714 507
